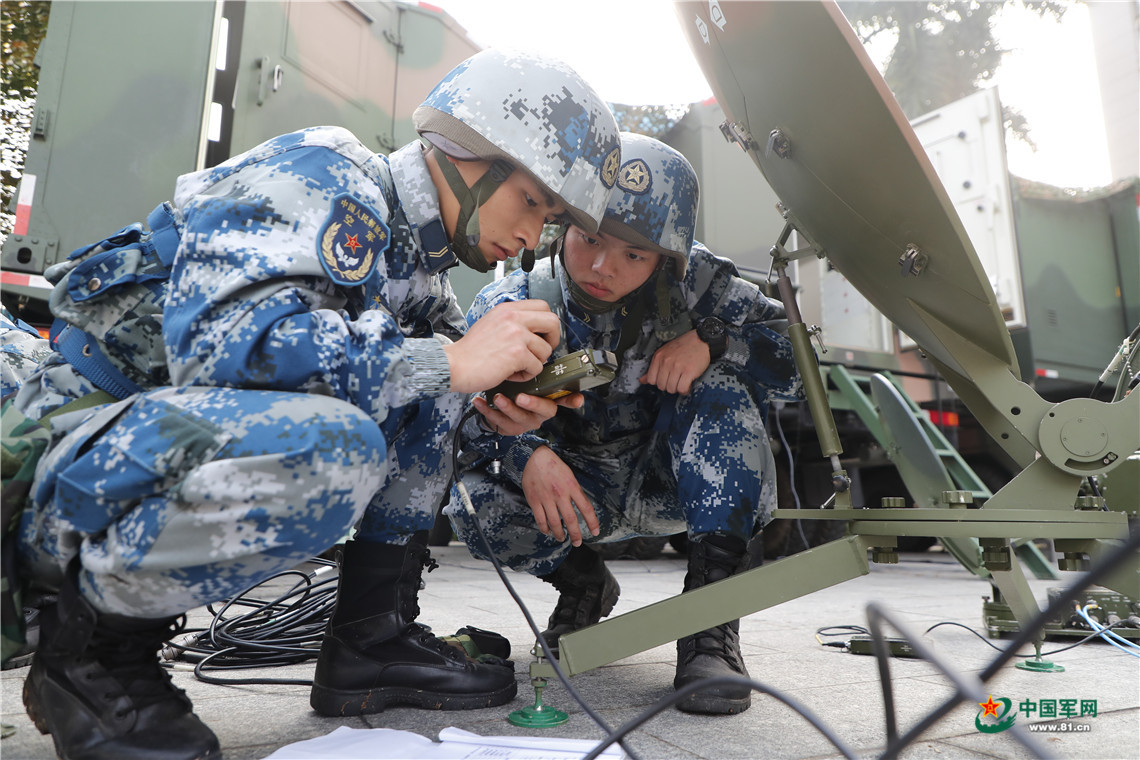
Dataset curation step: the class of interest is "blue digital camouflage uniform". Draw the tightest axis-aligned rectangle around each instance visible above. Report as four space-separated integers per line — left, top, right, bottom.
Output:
445 248 803 575
13 126 470 617
1 307 51 400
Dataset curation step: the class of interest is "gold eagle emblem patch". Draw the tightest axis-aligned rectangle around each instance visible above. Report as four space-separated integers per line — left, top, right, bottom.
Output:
317 193 388 285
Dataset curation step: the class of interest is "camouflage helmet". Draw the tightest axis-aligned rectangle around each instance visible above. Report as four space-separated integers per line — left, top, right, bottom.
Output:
600 132 699 279
413 48 621 234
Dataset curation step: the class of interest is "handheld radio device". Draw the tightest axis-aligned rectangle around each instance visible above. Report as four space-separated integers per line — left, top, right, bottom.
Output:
489 349 618 401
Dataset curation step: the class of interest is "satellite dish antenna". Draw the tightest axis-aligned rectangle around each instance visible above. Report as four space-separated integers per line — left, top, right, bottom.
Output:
674 0 1137 604
517 0 1138 699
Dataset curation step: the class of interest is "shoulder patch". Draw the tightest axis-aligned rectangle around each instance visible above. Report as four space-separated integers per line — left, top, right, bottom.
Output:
318 193 389 286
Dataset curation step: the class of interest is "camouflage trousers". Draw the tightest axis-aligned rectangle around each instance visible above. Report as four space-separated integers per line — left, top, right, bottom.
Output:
356 389 464 543
18 385 462 618
446 362 777 576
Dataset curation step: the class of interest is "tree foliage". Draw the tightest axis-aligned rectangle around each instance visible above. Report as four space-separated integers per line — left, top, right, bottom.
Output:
611 103 691 140
838 1 1068 147
2 1 50 237
2 0 49 96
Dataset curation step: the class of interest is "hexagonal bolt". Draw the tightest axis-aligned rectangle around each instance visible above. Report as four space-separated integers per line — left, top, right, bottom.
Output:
982 548 1012 572
980 539 1012 572
941 490 973 508
1058 553 1091 572
880 496 906 509
1074 495 1107 511
871 547 899 564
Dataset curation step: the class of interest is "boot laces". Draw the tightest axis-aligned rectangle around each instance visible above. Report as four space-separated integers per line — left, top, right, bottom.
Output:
681 623 743 670
407 623 466 664
548 578 604 628
396 547 439 622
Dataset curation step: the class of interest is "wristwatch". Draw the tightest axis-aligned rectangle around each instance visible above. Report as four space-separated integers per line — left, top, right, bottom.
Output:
695 316 727 361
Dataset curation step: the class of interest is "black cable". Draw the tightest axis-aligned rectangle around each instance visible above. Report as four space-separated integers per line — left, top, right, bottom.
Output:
164 562 339 685
581 676 858 760
816 624 870 638
453 405 866 760
773 402 812 554
882 528 1140 759
816 618 1133 661
923 620 1135 658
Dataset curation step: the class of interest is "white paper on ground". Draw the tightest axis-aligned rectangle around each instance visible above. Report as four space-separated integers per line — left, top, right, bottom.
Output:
262 725 626 760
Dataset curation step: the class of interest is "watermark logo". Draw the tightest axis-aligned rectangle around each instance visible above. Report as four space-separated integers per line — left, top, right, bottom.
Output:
975 696 1017 734
974 696 1098 734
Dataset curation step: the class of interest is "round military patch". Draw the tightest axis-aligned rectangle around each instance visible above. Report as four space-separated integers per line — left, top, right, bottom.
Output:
617 158 652 195
601 146 621 189
317 193 389 286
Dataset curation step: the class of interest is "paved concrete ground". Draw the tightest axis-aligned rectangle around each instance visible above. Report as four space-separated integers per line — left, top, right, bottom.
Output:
3 542 1138 760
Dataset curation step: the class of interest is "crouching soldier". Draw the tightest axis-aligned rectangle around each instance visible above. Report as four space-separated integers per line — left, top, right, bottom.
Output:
6 49 620 759
447 133 802 715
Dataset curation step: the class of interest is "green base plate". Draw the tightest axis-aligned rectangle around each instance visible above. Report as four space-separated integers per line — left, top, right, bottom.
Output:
1016 659 1065 673
508 703 569 727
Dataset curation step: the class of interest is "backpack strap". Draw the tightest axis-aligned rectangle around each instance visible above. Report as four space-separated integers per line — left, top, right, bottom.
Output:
49 202 181 400
51 324 144 400
146 202 181 268
527 261 653 369
525 264 567 356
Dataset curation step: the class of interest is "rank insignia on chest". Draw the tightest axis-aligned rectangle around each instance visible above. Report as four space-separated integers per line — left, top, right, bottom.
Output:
318 193 389 286
418 218 457 274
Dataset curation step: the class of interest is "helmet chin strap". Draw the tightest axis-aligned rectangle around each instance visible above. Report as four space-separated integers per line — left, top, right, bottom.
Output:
655 260 673 324
560 245 658 316
566 256 673 329
568 279 621 314
432 147 514 273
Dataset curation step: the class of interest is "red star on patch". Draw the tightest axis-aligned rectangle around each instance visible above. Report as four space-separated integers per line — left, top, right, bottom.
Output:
978 696 1001 718
343 233 362 254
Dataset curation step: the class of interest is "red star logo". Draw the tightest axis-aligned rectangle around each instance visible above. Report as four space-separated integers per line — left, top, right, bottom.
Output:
343 233 362 255
979 696 1001 718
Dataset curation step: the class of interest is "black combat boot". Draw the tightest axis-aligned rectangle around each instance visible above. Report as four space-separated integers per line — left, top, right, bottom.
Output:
310 531 516 716
22 570 220 760
537 544 620 658
673 532 753 715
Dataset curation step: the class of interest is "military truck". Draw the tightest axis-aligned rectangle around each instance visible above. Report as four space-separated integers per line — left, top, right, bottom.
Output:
663 87 1139 555
1 0 491 324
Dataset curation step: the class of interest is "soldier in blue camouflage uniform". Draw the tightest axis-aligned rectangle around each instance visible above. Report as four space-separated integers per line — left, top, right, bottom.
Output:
446 133 802 715
10 50 620 760
0 307 50 400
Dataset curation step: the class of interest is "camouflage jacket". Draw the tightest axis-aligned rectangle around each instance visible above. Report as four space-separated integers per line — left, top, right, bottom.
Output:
463 246 803 479
17 127 466 425
0 308 50 400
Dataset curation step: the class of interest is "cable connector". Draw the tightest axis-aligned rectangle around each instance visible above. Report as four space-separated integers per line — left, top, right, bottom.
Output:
161 631 204 662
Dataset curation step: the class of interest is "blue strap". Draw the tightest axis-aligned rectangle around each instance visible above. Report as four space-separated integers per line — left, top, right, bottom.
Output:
145 202 180 268
52 323 143 400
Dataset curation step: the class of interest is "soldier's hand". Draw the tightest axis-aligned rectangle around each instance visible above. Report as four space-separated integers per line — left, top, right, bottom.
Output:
521 446 599 546
444 301 560 394
640 329 710 394
473 391 583 438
